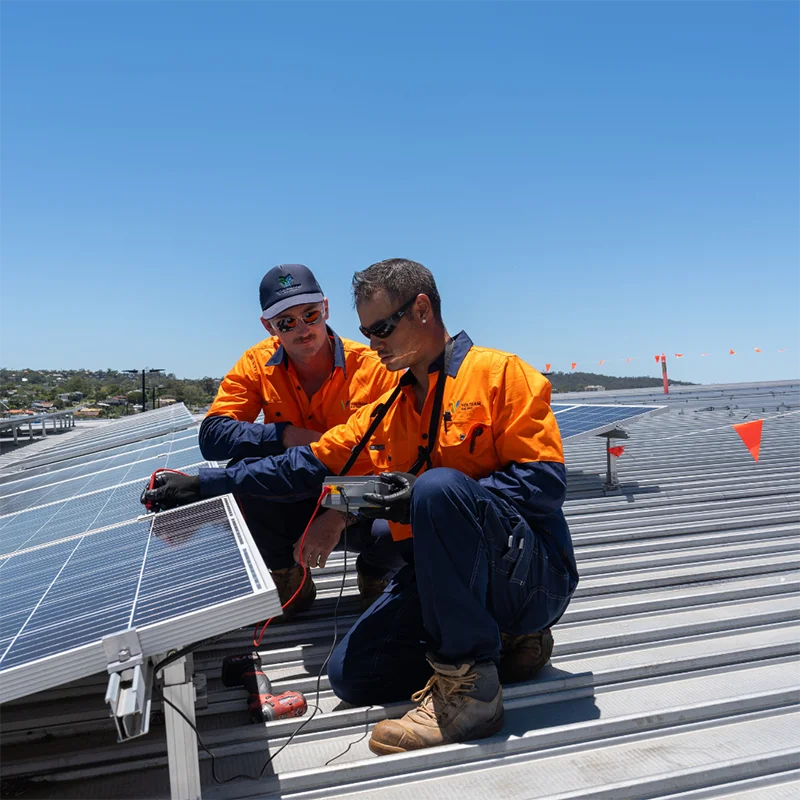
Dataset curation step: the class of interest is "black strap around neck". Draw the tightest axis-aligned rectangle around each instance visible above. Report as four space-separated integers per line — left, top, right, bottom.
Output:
338 338 455 478
408 337 455 476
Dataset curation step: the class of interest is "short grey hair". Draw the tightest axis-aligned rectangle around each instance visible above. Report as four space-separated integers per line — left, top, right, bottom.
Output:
352 258 442 323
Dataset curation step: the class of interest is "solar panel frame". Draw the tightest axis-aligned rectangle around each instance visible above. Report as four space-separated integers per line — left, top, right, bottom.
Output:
0 495 280 704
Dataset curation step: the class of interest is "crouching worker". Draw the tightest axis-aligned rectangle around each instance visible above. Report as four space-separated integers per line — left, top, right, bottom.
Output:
197 263 402 617
141 258 578 754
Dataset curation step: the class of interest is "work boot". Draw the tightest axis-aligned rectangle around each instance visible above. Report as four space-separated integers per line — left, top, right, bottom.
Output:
357 570 389 611
270 565 316 621
369 656 504 755
499 628 554 684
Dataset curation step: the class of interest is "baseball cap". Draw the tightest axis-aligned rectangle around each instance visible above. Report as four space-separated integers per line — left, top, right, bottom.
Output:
259 264 325 319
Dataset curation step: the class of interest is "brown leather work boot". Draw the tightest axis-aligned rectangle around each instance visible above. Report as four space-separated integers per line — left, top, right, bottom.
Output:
357 570 389 611
369 656 504 755
499 628 554 684
270 565 316 622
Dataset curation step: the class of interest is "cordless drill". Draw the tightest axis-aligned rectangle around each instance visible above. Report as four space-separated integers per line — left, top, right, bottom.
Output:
221 652 307 723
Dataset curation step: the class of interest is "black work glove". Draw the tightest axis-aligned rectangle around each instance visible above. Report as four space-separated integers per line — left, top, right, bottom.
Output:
140 472 201 512
359 472 416 525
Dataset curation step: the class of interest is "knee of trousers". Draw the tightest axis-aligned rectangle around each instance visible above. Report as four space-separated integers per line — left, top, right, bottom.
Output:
411 467 478 524
326 643 372 707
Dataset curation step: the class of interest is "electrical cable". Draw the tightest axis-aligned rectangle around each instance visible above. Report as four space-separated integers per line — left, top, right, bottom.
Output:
151 488 354 784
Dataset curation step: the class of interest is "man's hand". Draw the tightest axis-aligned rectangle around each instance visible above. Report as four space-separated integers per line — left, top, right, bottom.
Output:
293 510 344 569
282 424 323 449
140 472 201 512
360 472 416 525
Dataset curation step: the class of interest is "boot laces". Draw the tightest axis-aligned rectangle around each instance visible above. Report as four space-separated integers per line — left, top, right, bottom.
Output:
411 669 478 719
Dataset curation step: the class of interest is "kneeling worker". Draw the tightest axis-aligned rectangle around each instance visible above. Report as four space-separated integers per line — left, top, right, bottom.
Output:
144 258 578 754
198 263 401 616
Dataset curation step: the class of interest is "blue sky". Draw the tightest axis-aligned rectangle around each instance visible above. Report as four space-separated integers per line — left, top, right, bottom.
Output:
2 1 797 385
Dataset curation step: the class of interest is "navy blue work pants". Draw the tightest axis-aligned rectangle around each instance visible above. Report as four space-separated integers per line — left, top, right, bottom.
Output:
328 468 578 705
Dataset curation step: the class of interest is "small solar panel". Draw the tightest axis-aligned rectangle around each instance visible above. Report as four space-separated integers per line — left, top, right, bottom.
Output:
552 403 666 440
0 496 280 703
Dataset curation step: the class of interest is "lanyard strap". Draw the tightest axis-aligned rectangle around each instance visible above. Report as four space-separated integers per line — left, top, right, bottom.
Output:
408 337 454 476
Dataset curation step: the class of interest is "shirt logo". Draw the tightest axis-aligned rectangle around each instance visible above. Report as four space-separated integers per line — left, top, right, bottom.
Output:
449 400 461 414
450 399 482 413
278 275 293 288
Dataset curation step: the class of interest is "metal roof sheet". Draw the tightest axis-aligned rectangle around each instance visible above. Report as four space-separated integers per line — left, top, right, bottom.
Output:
1 382 798 800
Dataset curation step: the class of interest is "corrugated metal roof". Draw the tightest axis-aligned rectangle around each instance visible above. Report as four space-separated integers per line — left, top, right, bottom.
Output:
2 381 798 800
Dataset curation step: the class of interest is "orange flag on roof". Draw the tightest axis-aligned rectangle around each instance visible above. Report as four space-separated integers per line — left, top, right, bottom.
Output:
654 355 661 363
733 419 763 462
674 353 684 358
754 347 761 352
571 362 577 371
545 363 551 372
599 360 605 366
729 349 736 355
607 445 625 458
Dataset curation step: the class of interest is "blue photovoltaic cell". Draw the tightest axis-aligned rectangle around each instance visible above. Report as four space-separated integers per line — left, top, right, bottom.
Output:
1 446 204 516
551 404 661 439
0 500 254 672
0 465 206 555
0 429 199 490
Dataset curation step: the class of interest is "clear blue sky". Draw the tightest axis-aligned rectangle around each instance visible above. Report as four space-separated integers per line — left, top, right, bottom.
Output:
2 1 798 385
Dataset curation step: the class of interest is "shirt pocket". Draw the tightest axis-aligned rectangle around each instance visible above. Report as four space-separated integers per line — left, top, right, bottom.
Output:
440 418 494 473
366 438 412 475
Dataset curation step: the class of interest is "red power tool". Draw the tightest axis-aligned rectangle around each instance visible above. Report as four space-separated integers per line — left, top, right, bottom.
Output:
221 652 307 723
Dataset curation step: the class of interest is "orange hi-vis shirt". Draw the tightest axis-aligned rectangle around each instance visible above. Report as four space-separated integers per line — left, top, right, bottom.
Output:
206 329 399 471
311 331 565 540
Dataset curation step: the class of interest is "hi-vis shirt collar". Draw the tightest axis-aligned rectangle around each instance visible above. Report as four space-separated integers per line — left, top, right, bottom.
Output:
397 330 473 387
265 326 348 376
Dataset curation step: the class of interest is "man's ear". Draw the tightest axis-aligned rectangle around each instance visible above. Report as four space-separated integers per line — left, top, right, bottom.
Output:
261 317 275 336
414 294 432 323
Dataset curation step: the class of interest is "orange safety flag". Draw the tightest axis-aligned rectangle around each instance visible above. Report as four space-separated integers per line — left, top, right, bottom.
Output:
729 349 736 355
733 419 763 462
571 362 577 371
625 357 632 364
607 445 625 458
754 347 761 353
599 360 605 366
654 355 661 363
674 353 684 358
545 363 551 372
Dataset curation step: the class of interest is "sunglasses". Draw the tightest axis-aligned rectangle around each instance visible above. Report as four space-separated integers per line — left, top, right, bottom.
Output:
270 304 325 334
359 296 417 339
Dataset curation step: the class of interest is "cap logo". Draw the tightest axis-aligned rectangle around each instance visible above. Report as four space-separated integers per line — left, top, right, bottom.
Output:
278 275 293 288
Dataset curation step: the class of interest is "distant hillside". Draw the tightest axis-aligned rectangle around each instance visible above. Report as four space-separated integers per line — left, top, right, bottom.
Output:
545 371 697 393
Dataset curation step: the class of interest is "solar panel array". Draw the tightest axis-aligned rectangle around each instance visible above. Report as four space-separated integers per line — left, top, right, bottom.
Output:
0 409 279 704
4 403 196 475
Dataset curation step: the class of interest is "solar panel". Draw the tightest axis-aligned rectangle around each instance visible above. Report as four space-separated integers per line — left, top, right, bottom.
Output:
0 496 280 703
552 403 666 440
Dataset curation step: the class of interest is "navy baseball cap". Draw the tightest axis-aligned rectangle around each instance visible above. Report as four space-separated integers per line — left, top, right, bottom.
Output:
259 264 325 319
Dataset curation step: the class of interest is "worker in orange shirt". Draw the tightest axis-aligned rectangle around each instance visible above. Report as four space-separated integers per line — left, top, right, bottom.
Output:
198 264 402 617
143 258 578 753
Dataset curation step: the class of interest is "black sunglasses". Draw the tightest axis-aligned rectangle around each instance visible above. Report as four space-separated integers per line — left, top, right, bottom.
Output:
359 296 417 339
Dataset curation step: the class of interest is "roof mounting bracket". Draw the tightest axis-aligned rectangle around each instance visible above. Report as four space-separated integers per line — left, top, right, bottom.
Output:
598 429 629 493
103 629 153 742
